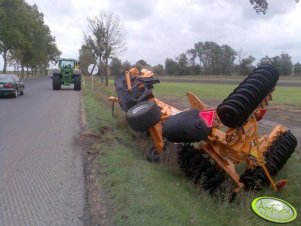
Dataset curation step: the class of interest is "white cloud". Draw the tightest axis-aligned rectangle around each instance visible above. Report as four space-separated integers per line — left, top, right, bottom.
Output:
1 0 300 70
107 0 158 20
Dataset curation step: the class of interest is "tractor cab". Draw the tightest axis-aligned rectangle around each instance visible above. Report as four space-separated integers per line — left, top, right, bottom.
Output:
52 58 81 91
59 58 76 85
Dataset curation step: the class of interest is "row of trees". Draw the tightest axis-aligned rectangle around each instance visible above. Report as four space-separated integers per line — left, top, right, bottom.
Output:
163 41 301 76
80 31 300 77
105 41 301 77
165 42 237 76
79 8 301 82
0 0 61 76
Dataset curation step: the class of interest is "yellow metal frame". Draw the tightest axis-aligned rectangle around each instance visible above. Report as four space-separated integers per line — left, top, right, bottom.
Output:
109 68 288 192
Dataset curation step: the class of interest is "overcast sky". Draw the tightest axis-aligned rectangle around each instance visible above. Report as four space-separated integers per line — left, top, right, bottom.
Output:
1 0 301 68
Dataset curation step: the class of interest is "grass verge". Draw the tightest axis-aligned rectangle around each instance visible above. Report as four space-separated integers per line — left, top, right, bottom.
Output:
82 76 300 226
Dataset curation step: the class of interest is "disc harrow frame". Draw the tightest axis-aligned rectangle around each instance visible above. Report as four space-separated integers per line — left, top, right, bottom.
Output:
109 64 298 194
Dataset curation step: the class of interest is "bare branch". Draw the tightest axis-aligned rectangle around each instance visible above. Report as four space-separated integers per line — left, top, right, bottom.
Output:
84 12 126 85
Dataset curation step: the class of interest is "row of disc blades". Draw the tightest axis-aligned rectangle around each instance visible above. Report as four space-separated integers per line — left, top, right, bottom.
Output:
177 130 297 193
217 64 279 128
178 144 225 194
240 130 297 191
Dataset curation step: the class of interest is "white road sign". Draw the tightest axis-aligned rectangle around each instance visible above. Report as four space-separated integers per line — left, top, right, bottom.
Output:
88 64 98 75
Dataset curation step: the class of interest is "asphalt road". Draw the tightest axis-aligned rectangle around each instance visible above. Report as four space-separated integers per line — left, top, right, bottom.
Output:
0 78 86 226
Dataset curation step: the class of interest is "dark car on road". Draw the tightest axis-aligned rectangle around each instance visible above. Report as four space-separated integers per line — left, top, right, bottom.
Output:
0 74 25 98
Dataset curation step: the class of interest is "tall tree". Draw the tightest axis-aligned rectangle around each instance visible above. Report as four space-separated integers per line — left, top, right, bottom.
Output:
237 48 247 67
79 45 96 75
84 12 126 86
0 0 24 72
165 58 180 75
135 59 150 70
239 56 255 75
110 57 122 77
187 49 197 67
153 64 165 76
195 41 223 75
220 44 236 75
122 60 131 71
294 62 301 76
0 0 60 75
187 48 200 74
176 53 190 75
258 56 272 65
278 53 293 76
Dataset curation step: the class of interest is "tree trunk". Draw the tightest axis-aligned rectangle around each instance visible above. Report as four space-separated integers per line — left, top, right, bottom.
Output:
99 59 103 85
26 67 29 78
45 66 48 76
2 49 8 73
105 58 109 86
17 64 21 77
21 65 24 77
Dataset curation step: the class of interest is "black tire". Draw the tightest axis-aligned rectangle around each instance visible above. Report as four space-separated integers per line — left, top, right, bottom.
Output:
146 146 161 163
126 101 161 131
74 75 81 91
20 90 24 95
52 74 61 90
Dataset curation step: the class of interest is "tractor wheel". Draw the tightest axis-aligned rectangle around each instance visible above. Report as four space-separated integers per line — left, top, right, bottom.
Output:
52 75 61 90
74 75 81 91
126 101 161 131
217 64 279 128
240 130 297 191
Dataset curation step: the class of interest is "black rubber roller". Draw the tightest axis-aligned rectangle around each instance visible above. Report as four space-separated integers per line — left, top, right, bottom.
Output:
240 130 297 191
253 64 279 82
217 64 279 128
163 109 212 143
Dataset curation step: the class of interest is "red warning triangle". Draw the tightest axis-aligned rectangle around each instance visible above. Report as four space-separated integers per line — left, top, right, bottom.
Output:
199 110 216 127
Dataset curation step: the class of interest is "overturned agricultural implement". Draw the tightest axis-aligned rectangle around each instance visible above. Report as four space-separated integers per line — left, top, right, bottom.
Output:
109 65 297 195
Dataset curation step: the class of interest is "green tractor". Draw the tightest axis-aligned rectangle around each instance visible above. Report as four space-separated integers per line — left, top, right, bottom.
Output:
52 58 81 91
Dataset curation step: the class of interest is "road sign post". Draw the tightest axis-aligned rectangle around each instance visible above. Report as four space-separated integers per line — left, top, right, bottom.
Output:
87 64 99 91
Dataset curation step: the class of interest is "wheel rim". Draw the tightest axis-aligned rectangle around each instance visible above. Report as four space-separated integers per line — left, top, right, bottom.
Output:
132 104 149 114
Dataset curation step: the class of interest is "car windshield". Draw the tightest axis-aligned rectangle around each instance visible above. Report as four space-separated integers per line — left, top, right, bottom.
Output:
60 60 74 69
0 74 14 82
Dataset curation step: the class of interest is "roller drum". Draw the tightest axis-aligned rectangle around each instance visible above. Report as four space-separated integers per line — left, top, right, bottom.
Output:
217 64 279 128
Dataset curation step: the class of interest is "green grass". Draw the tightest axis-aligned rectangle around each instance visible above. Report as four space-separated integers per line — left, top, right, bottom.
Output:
154 82 234 102
153 82 301 106
82 77 301 226
157 75 301 80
